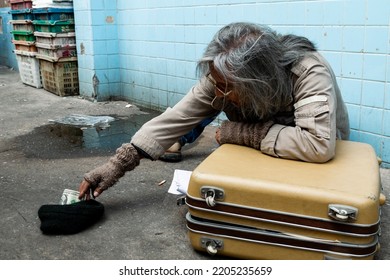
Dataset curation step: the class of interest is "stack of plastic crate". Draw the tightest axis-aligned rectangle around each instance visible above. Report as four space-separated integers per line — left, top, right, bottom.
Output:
33 1 78 96
9 0 42 88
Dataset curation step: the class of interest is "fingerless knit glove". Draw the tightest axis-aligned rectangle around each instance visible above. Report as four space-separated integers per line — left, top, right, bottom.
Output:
84 143 140 191
219 120 274 150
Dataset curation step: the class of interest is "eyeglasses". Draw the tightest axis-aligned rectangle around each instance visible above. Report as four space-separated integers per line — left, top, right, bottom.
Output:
206 72 232 111
206 72 232 97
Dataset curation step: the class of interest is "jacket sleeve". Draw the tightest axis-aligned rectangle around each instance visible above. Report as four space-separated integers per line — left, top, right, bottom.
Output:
131 77 218 160
261 59 338 163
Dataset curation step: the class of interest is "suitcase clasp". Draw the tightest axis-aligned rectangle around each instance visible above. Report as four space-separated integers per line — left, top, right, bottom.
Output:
201 237 223 255
176 195 186 206
200 187 225 207
328 204 358 222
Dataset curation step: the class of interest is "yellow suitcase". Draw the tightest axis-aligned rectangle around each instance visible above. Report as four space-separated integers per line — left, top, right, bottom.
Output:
186 141 385 259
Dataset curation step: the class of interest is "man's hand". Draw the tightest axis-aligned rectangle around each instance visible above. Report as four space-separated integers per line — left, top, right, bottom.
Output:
78 143 140 200
78 179 98 200
218 120 274 150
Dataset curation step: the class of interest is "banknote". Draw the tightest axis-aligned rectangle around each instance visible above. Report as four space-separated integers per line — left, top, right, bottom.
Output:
60 189 81 205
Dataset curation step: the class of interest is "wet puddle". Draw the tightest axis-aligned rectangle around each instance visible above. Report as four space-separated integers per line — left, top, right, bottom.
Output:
48 111 159 150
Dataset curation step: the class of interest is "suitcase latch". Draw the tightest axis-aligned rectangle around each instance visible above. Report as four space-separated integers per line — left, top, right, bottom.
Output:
176 195 186 206
328 204 358 222
200 237 223 255
200 187 225 207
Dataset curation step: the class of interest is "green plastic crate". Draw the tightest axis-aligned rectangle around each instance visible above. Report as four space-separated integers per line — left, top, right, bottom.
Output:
33 20 75 33
11 30 35 41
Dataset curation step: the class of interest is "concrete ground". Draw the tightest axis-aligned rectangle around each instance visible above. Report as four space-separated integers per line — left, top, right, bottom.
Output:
0 65 389 260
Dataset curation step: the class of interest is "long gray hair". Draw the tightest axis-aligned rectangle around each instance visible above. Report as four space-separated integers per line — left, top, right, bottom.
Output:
197 22 316 120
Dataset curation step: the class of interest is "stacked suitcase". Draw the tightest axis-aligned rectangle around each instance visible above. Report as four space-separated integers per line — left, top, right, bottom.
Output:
9 0 42 88
186 141 386 260
33 1 78 96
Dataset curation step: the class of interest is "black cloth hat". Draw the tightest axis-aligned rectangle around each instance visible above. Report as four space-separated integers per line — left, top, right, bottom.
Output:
38 200 104 235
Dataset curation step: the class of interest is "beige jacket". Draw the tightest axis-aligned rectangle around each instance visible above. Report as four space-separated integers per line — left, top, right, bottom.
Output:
131 52 350 163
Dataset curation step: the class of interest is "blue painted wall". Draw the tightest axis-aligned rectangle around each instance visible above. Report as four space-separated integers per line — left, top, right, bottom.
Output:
73 0 119 100
77 0 390 167
0 7 18 69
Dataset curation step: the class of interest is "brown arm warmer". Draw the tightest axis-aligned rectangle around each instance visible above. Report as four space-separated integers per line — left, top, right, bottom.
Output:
219 120 274 150
84 143 140 191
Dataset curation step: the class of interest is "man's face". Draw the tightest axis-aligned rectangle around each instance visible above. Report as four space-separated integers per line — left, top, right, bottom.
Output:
208 66 240 107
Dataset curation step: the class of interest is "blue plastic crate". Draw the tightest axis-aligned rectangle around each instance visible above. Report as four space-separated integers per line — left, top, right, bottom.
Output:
9 9 34 20
32 8 74 21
